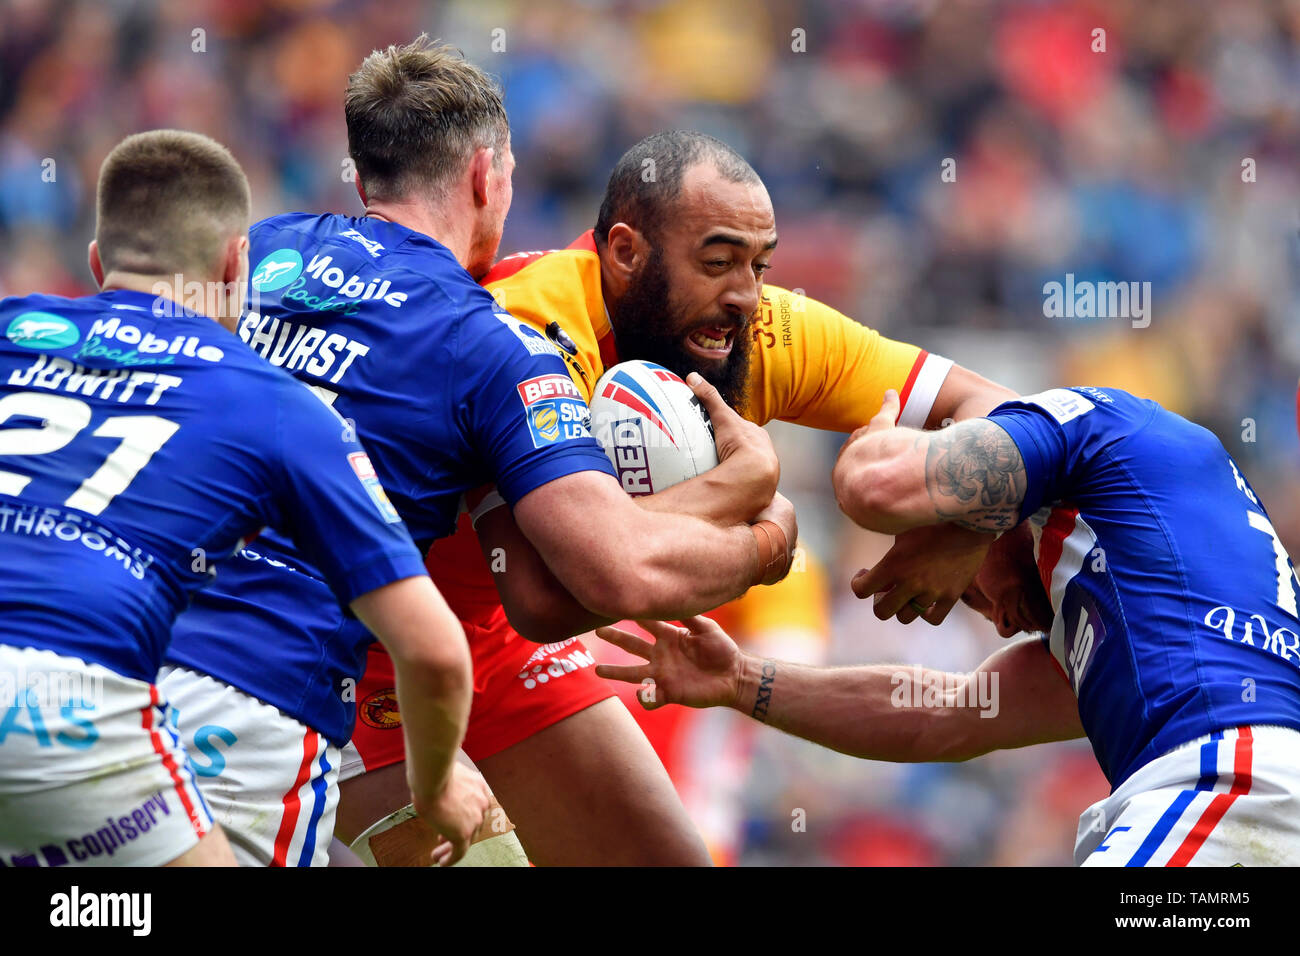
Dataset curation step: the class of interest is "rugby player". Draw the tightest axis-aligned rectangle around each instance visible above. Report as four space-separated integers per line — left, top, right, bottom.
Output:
162 41 793 867
341 130 1018 865
0 130 484 867
598 386 1300 865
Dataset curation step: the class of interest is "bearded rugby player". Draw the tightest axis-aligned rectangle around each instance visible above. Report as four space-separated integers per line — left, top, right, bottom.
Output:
341 131 1017 865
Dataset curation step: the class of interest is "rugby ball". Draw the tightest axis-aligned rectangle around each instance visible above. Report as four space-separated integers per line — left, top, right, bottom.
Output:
589 361 719 497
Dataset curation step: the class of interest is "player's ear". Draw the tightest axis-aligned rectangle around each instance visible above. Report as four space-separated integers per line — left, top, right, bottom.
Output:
604 223 648 283
87 240 105 287
470 146 494 208
217 234 249 328
355 175 368 207
222 234 249 288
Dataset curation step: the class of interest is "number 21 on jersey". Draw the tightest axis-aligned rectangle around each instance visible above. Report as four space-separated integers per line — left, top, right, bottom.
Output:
0 392 178 516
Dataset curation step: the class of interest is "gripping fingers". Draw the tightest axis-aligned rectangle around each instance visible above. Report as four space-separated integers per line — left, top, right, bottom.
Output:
687 372 729 418
445 833 470 866
894 595 936 625
872 585 923 621
851 566 886 600
432 837 453 867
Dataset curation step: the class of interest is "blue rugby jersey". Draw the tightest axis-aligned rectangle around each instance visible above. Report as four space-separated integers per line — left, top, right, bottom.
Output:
166 214 616 744
988 387 1300 786
0 289 427 683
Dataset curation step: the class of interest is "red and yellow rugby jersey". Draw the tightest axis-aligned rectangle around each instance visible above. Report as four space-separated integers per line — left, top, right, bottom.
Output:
423 233 955 651
482 230 953 430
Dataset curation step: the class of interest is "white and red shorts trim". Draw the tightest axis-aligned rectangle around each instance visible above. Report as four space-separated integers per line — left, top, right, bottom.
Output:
159 665 339 867
0 645 212 867
1077 725 1300 866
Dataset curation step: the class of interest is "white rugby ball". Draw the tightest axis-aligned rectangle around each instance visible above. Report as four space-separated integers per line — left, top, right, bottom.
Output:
589 361 719 497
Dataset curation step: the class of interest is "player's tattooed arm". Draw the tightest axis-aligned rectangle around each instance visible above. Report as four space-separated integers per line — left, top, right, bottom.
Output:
922 420 1026 533
834 390 1027 535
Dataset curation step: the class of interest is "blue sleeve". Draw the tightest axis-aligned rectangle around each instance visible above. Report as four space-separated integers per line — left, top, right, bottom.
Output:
267 377 429 605
456 307 616 505
986 387 1109 521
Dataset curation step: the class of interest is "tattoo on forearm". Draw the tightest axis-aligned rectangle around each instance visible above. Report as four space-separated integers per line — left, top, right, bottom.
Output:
751 660 777 722
924 421 1027 532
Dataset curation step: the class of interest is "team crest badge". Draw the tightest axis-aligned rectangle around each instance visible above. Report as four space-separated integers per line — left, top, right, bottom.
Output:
359 688 401 730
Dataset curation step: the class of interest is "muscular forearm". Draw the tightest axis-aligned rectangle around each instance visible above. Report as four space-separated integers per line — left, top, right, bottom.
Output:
351 578 472 802
499 566 612 643
833 428 935 534
517 473 787 623
834 415 1027 535
730 655 981 761
729 639 1083 761
604 516 763 620
507 514 759 631
391 650 471 801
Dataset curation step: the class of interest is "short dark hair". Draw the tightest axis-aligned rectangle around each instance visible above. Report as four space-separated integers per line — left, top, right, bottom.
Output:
345 35 508 203
95 129 250 277
594 130 761 247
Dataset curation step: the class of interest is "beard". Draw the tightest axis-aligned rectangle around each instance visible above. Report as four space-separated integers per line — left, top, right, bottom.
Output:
608 245 754 412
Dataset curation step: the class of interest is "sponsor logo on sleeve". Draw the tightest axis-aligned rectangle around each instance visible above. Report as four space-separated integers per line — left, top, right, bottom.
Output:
1022 388 1096 425
516 374 593 447
497 313 560 358
250 248 304 292
6 312 80 350
340 229 385 258
347 451 402 524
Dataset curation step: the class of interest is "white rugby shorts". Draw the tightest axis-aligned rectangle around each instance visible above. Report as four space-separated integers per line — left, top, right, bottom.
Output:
0 645 212 867
159 665 339 867
1077 725 1300 866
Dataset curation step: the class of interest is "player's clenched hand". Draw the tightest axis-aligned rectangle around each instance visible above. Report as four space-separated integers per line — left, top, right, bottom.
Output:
688 372 779 508
851 524 994 626
410 762 492 867
595 617 744 711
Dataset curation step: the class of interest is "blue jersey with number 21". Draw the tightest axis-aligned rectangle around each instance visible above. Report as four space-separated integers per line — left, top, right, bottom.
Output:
989 387 1300 787
0 289 427 683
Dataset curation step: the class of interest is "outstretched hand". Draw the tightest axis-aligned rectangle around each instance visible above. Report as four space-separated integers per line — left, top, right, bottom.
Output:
594 616 744 711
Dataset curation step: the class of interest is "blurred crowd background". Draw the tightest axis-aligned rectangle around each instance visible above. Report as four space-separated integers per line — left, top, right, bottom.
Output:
3 0 1299 866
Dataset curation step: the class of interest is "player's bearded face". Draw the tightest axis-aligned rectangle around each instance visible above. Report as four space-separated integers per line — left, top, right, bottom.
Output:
611 243 753 410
